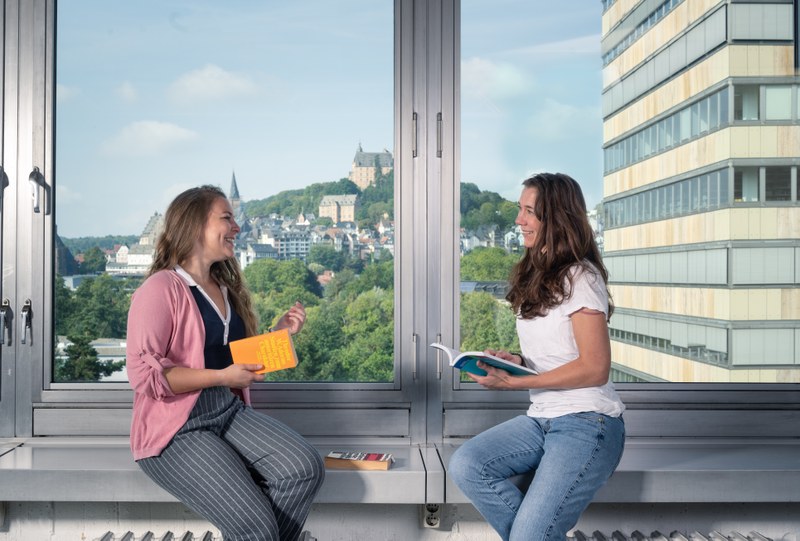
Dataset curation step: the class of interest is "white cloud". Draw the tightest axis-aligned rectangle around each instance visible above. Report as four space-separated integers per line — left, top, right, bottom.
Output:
56 84 80 104
461 57 533 101
56 183 82 204
167 64 259 103
117 81 138 102
527 98 600 142
505 34 601 59
101 121 199 157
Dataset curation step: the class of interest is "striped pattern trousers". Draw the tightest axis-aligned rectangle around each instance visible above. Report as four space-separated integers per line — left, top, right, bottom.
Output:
138 386 325 541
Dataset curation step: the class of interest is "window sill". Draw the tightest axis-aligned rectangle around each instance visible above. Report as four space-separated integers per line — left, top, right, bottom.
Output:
0 437 797 504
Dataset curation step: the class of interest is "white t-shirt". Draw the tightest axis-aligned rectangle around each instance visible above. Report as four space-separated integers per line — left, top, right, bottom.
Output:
516 263 625 419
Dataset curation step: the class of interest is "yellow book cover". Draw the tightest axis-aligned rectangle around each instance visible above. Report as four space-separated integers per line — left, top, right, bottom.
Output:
229 328 298 374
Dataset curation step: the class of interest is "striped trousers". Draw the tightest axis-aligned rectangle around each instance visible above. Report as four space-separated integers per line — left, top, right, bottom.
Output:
138 386 325 541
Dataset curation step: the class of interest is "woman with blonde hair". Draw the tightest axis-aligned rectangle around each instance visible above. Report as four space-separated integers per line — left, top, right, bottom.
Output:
449 172 625 541
126 185 323 541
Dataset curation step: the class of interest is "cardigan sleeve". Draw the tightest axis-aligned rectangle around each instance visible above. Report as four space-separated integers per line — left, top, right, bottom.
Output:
126 272 180 400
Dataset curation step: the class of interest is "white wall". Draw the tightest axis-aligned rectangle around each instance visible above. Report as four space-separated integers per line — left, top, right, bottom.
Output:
1 503 799 541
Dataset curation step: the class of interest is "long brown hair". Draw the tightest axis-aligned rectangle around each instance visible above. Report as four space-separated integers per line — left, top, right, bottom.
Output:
148 185 259 336
506 172 613 320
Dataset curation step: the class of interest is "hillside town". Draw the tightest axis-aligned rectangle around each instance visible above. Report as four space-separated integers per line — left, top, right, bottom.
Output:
91 145 570 279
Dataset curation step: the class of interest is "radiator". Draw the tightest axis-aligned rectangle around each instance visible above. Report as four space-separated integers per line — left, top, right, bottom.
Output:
96 531 318 541
96 534 214 541
569 531 773 541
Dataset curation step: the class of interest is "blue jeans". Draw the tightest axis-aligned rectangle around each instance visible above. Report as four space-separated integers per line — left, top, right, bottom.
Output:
449 413 625 541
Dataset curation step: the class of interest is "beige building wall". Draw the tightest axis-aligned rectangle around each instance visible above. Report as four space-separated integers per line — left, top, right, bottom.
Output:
602 2 800 383
604 207 800 251
603 45 794 143
611 341 800 383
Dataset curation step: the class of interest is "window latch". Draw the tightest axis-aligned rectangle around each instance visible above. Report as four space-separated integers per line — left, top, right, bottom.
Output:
435 333 442 380
20 300 32 345
0 299 9 346
29 167 43 213
411 333 418 381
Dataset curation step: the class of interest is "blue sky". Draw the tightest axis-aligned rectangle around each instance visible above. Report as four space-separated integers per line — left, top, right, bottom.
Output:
56 1 603 237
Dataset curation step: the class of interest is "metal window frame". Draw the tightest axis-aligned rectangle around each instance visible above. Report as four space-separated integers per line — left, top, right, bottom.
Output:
2 0 798 443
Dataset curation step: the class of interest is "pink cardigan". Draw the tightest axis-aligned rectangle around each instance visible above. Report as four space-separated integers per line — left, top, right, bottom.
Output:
126 269 251 460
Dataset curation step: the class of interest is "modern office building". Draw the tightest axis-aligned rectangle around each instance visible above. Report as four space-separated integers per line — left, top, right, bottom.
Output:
601 0 800 383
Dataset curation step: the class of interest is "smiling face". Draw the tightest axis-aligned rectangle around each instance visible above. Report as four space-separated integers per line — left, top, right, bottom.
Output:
196 196 240 263
515 187 542 248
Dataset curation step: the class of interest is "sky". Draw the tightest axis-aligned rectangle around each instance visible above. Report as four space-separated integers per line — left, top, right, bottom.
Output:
55 0 603 238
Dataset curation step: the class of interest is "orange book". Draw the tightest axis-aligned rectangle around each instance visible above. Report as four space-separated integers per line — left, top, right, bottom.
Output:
229 328 298 374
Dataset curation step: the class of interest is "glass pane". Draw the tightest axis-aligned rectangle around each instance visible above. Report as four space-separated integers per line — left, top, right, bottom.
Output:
55 1 395 384
459 1 605 373
765 166 792 201
734 167 760 202
765 85 792 120
734 85 760 120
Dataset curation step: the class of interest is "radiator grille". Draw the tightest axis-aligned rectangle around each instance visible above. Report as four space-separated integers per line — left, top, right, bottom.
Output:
96 533 215 541
96 531 318 541
569 531 772 541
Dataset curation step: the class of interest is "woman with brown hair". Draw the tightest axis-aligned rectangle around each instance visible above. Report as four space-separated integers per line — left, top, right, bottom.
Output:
126 185 323 541
449 173 625 541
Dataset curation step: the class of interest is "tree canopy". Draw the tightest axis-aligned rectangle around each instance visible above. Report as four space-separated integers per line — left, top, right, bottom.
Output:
460 246 520 281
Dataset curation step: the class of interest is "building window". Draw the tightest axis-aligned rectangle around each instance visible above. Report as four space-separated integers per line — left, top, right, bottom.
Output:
603 87 729 174
734 85 760 120
734 167 760 202
54 1 397 387
765 167 792 201
765 85 792 120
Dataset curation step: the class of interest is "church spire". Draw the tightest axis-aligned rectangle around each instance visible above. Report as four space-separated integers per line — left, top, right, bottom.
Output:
229 171 240 200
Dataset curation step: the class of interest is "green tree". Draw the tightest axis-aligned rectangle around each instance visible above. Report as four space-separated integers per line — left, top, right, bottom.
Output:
357 170 393 222
342 259 394 298
459 292 518 352
54 334 124 382
60 235 137 255
69 275 131 338
307 244 347 272
80 246 107 274
334 288 394 381
244 178 359 219
460 182 516 231
460 247 519 281
323 268 356 300
275 299 350 382
244 258 322 298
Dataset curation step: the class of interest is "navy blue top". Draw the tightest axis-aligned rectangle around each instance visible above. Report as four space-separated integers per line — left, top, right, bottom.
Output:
189 286 246 370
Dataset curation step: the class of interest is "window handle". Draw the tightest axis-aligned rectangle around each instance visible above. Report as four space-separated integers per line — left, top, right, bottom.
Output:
436 112 442 158
411 333 418 381
29 167 43 213
412 112 418 158
20 300 32 345
0 299 9 346
435 333 442 379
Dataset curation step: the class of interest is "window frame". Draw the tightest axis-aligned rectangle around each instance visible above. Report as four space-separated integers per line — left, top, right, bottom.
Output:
3 0 799 444
19 0 431 441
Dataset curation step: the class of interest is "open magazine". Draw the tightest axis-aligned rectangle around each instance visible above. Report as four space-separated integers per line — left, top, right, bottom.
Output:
430 343 538 377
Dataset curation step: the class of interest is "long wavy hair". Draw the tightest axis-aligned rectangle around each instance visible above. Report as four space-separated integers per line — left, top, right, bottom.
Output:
148 185 259 336
506 172 613 321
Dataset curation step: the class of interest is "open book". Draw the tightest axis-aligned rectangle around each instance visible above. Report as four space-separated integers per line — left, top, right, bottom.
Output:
229 328 298 374
430 343 537 376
